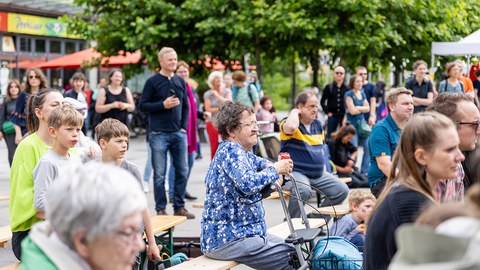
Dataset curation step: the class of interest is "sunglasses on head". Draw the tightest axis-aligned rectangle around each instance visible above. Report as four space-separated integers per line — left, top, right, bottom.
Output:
29 75 41 79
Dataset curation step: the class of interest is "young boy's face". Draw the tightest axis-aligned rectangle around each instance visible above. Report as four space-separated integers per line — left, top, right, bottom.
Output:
353 199 375 222
50 125 82 151
101 136 129 161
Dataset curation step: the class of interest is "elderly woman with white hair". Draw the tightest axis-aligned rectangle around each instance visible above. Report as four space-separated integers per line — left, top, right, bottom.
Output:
204 71 232 159
19 162 147 270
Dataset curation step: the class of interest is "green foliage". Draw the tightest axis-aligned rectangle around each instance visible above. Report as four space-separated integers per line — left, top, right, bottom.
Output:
67 0 480 90
262 73 292 111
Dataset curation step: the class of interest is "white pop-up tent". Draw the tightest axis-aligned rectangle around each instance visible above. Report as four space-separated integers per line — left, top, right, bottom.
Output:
431 29 480 67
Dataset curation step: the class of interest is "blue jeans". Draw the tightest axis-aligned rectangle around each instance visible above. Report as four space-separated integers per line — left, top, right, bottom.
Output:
168 152 195 199
150 131 188 211
143 142 152 183
351 133 370 175
326 114 344 139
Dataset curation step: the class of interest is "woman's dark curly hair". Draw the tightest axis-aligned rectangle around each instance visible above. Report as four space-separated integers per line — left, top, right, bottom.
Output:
215 101 254 140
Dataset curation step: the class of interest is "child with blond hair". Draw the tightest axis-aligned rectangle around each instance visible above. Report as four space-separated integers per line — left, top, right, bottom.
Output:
330 190 376 251
33 104 83 218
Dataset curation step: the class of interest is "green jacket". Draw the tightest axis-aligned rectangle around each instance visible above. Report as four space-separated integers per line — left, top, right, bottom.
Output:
19 221 90 270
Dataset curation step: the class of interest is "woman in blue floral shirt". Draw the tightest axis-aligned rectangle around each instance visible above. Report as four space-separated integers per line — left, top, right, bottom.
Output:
201 101 295 270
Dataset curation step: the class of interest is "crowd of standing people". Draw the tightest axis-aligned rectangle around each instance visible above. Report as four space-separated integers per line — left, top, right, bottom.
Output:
3 51 480 270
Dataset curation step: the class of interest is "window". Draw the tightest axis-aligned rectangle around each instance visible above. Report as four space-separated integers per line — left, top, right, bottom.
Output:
65 41 75 54
20 37 31 52
50 40 61 53
35 39 46 53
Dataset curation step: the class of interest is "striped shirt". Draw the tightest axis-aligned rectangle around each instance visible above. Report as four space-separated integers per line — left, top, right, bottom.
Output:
279 118 325 179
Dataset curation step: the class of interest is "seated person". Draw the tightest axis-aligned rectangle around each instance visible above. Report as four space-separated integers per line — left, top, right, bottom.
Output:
327 123 369 188
20 162 147 270
365 112 465 269
330 190 376 251
201 101 295 270
280 92 348 218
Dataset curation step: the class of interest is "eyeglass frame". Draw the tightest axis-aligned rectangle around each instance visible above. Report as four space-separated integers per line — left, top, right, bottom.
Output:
240 121 260 130
114 227 144 244
29 75 41 79
454 120 480 132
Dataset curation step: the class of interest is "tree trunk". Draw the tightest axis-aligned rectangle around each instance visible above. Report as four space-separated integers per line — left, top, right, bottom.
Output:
255 35 262 82
310 50 319 87
291 55 296 108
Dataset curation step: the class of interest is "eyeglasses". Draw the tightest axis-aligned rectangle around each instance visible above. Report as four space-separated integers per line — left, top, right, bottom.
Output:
115 227 144 244
240 121 260 130
455 120 480 132
29 75 41 80
335 72 344 75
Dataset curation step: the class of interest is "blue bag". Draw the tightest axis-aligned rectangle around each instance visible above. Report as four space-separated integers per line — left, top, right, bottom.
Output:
312 237 363 270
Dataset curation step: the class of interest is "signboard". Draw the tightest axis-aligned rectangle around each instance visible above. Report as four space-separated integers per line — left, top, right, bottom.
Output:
0 12 7 32
7 13 77 38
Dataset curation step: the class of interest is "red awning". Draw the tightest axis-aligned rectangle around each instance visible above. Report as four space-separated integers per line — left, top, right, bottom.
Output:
37 48 142 69
7 60 46 69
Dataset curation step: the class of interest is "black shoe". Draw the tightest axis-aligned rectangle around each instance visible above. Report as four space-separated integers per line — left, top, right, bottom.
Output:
195 155 203 160
185 192 197 200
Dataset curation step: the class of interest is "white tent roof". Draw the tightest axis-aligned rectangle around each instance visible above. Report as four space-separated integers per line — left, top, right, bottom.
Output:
432 29 480 56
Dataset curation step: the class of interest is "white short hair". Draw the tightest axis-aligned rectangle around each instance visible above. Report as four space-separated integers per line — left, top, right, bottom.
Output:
45 162 147 248
207 71 224 89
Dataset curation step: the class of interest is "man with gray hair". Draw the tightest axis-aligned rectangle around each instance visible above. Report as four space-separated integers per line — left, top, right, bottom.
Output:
427 92 480 201
139 47 193 219
20 162 147 269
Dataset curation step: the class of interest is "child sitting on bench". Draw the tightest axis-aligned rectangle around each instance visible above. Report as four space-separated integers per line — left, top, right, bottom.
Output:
330 190 376 251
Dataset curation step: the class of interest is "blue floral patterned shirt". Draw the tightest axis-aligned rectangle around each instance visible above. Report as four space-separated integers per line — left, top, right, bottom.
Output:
201 141 279 253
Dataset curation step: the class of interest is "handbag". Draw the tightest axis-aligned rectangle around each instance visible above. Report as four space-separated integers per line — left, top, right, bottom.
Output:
2 121 15 134
356 118 371 138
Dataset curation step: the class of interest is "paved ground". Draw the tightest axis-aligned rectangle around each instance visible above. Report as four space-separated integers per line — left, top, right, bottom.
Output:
0 133 307 268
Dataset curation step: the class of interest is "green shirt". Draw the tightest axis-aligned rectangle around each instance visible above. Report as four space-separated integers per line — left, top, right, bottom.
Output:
10 133 48 232
9 133 78 232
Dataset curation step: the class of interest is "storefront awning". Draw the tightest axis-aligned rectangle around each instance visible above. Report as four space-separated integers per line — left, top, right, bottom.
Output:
7 60 46 69
37 48 142 69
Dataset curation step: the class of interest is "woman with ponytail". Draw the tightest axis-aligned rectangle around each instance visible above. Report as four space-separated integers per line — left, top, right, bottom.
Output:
9 88 64 260
364 112 465 269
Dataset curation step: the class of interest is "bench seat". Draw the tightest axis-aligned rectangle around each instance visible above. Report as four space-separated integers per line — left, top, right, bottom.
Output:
168 218 326 270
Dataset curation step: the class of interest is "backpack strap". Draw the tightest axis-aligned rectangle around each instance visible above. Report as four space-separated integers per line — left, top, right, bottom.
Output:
232 85 238 100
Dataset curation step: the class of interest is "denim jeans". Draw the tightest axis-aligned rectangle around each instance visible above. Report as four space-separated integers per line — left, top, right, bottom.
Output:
351 133 370 175
326 114 344 139
143 142 152 183
168 152 195 199
150 131 188 211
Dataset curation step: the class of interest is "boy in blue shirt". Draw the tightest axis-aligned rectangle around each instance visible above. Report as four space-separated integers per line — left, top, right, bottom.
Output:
330 190 376 251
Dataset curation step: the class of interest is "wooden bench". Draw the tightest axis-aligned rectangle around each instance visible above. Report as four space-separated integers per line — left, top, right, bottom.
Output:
168 218 326 270
0 225 12 248
147 215 187 256
0 263 18 270
311 204 350 220
265 190 291 200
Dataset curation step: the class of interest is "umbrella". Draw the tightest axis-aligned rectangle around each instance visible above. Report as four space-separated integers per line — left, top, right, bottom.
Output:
37 48 141 69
